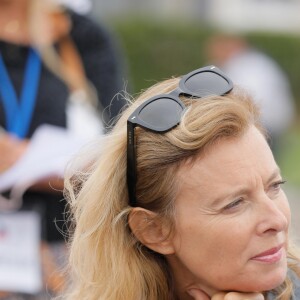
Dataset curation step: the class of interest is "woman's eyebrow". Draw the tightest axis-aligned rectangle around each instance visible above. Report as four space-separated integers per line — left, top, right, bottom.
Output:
209 186 249 208
264 167 281 185
210 168 281 207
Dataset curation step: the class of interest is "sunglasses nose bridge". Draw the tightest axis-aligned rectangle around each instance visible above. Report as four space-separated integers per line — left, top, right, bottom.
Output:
168 86 183 98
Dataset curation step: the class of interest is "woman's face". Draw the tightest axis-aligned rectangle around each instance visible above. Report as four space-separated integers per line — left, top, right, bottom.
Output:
167 125 290 296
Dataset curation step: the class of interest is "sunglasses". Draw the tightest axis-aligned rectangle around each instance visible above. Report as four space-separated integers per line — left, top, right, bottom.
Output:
127 65 233 207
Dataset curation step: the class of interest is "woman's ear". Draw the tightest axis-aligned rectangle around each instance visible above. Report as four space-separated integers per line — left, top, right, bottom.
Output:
128 207 175 255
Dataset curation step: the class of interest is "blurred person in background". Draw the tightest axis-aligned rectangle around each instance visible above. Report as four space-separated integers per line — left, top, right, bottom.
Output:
205 33 296 158
0 0 126 297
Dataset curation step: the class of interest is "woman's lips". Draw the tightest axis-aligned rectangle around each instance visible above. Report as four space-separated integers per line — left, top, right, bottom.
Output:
251 245 284 263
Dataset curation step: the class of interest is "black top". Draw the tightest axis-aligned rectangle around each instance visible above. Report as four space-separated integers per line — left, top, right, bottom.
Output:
0 11 126 241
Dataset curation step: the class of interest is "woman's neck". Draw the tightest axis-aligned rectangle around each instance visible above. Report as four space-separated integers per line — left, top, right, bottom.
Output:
0 0 30 44
167 254 215 299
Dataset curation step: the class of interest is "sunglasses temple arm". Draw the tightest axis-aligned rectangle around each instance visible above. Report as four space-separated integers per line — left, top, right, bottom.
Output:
127 121 137 206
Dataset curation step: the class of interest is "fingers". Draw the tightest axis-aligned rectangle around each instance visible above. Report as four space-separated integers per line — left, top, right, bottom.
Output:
0 135 28 172
187 289 210 300
212 292 264 300
187 289 264 300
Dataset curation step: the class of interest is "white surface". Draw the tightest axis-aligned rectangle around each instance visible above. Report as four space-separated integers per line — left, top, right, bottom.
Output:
54 0 92 14
0 211 42 294
0 125 91 202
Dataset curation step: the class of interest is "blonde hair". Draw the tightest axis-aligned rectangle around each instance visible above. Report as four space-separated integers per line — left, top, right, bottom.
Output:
63 78 300 300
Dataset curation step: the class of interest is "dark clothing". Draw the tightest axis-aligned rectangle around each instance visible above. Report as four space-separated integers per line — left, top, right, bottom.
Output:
0 11 126 241
0 42 68 138
69 10 126 124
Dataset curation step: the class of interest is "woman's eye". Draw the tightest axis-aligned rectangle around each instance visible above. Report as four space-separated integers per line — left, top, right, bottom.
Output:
223 198 244 211
271 180 286 191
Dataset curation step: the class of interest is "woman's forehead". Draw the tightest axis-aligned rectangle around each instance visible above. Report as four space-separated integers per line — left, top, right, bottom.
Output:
176 125 276 190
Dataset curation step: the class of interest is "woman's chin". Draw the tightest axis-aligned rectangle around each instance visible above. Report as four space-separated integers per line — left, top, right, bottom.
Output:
220 265 288 294
259 264 288 292
261 273 287 292
239 270 287 293
241 257 288 292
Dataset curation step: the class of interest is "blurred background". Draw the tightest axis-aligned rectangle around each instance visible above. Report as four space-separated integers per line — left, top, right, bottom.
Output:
88 0 300 241
0 0 299 298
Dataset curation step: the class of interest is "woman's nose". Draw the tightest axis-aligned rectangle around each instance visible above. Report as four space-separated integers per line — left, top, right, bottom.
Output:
256 193 290 236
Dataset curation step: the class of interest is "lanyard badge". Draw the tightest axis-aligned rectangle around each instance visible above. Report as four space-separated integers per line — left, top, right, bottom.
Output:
0 48 42 139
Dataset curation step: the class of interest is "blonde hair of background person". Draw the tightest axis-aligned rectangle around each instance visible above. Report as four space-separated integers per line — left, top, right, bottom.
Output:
0 0 90 96
63 74 300 299
28 0 98 106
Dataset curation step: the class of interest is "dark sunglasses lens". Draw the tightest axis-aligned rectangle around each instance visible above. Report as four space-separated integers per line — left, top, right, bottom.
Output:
139 98 183 131
184 71 231 97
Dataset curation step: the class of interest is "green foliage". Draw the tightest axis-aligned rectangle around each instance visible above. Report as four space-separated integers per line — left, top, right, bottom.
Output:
111 19 213 95
111 19 300 109
278 126 300 185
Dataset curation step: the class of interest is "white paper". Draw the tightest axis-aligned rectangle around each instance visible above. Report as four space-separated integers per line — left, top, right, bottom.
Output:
0 125 91 197
0 211 42 294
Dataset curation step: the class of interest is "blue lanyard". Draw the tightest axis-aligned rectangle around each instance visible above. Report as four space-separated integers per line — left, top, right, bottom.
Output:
0 48 41 139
